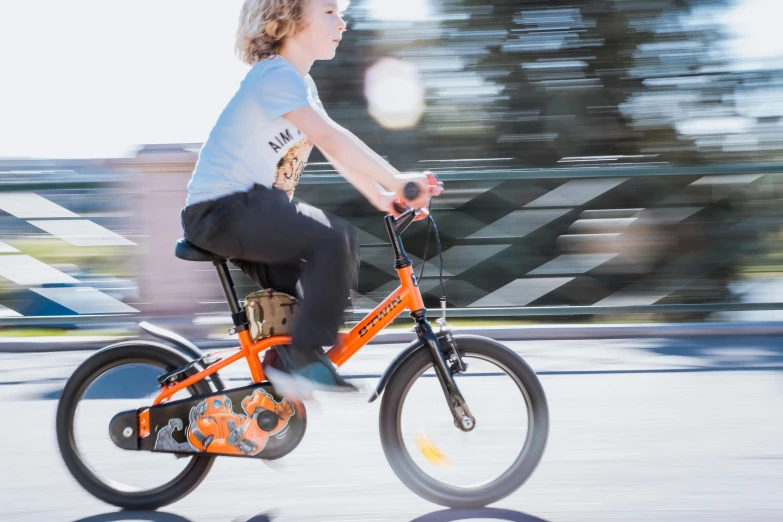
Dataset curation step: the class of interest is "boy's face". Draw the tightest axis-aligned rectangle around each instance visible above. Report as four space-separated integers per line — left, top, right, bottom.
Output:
295 0 347 61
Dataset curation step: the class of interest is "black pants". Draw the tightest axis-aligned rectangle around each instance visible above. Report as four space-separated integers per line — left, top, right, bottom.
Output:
181 184 360 367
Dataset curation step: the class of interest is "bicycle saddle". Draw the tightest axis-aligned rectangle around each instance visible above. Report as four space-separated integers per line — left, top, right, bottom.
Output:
175 238 226 262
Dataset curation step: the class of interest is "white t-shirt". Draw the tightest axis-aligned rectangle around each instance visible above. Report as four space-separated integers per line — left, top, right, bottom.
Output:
186 55 325 206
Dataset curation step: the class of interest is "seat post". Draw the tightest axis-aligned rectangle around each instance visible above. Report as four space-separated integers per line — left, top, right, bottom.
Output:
213 260 247 332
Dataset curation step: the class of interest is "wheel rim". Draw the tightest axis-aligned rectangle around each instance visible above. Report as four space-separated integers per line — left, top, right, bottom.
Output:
66 358 203 496
395 352 535 491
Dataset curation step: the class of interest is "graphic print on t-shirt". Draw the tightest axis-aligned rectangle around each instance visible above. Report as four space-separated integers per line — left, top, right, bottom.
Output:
268 127 314 199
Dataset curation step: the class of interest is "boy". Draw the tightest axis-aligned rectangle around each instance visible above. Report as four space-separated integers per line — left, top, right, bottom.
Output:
181 0 434 399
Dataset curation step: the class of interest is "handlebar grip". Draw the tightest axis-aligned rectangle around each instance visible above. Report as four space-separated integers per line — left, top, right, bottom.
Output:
391 173 443 218
403 181 420 202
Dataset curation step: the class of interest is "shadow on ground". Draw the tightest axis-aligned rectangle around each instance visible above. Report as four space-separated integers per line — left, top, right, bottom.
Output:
643 335 783 369
72 512 196 522
409 508 550 521
72 512 275 522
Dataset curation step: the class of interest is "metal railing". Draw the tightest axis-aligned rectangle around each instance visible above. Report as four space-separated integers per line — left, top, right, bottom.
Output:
0 159 781 326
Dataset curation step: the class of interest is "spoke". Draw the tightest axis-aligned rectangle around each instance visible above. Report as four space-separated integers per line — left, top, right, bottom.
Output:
71 362 196 493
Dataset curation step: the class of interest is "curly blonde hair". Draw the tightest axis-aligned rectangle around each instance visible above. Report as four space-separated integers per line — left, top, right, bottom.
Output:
236 0 350 65
235 0 308 65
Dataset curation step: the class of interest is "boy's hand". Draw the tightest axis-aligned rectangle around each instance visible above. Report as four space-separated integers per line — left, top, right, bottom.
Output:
394 172 431 210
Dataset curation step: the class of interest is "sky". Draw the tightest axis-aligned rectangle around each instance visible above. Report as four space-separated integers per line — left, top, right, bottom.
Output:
0 0 778 160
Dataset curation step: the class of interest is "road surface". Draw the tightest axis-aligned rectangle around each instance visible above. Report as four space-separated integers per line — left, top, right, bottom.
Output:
1 335 782 521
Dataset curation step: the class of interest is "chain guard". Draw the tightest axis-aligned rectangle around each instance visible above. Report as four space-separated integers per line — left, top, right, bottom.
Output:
111 383 306 460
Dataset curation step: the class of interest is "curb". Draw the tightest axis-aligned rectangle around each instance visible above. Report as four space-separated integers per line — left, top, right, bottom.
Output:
3 321 783 353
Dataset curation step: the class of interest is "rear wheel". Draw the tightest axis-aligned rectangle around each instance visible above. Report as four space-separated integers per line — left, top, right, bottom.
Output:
379 335 549 508
56 342 216 510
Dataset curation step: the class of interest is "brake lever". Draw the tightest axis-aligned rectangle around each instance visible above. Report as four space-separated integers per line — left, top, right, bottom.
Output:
391 202 429 222
392 200 408 215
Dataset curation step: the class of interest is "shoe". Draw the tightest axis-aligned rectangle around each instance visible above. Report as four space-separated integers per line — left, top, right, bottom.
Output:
265 351 358 401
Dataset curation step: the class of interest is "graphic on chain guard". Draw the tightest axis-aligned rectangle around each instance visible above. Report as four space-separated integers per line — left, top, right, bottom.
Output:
136 383 306 460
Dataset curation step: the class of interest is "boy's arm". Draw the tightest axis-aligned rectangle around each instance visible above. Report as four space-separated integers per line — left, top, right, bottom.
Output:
284 106 429 210
318 147 396 212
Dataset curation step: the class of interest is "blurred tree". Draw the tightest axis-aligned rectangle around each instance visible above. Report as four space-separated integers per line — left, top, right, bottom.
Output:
437 0 731 166
311 0 781 168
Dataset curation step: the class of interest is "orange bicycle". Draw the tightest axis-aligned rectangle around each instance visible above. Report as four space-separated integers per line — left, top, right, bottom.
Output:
55 175 549 510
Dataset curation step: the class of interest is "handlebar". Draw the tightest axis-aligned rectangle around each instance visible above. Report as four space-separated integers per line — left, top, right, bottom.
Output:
391 171 444 221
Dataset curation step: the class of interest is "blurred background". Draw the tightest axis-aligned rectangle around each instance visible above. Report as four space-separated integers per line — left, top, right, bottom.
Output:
2 2 783 522
0 0 782 337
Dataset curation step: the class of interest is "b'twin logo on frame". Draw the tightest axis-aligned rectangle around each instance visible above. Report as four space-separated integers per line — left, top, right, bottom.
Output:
358 296 403 337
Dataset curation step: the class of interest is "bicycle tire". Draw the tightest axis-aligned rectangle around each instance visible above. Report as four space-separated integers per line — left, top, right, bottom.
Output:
56 341 216 510
379 334 549 508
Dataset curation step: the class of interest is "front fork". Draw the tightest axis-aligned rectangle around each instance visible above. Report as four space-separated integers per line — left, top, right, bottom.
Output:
412 311 476 432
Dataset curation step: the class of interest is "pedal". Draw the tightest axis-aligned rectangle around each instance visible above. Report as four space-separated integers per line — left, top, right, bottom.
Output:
157 356 214 387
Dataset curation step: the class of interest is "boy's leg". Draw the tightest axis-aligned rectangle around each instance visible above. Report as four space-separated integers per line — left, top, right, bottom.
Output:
233 240 358 376
183 185 359 394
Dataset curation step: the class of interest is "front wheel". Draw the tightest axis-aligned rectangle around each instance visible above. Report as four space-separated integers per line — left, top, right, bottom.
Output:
379 335 549 508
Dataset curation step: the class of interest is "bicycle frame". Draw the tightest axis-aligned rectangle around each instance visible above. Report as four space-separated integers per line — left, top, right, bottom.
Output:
151 263 424 406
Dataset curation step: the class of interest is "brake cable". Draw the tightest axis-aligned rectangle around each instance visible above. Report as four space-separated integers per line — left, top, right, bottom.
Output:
417 202 465 374
417 200 446 320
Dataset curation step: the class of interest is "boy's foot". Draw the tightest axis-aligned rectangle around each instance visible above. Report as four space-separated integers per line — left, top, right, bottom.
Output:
265 351 357 401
